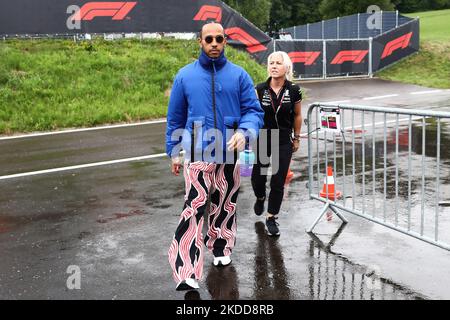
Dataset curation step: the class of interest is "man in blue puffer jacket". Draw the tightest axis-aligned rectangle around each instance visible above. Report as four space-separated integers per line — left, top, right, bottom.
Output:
166 22 264 291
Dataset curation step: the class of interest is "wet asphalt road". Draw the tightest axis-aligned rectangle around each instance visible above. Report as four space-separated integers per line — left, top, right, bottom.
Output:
0 78 449 300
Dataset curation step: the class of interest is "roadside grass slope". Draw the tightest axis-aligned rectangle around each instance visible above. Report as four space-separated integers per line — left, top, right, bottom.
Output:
378 9 450 89
0 39 266 134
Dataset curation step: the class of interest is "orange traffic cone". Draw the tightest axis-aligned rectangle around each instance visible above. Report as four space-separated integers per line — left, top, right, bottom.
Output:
320 166 342 201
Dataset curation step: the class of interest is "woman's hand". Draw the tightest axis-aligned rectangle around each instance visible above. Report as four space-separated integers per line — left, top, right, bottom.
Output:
171 156 183 176
292 139 300 153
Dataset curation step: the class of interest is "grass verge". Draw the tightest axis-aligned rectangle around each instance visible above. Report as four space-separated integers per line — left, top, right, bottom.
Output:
0 39 267 135
377 9 450 89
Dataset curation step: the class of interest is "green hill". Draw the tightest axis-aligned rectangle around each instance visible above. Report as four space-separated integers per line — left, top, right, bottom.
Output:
378 9 450 88
0 39 266 135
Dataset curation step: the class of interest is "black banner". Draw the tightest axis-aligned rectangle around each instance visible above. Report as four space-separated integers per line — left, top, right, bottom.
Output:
275 41 323 78
326 40 370 76
0 0 204 34
372 19 420 72
0 0 272 62
0 1 419 77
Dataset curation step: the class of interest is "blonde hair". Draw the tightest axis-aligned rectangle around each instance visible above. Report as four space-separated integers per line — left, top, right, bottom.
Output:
267 51 293 81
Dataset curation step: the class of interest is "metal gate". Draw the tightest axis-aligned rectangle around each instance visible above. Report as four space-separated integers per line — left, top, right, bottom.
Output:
307 103 450 251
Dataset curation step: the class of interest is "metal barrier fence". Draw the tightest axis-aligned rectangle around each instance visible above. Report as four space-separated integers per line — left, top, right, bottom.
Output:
275 17 420 80
307 103 450 251
282 11 413 40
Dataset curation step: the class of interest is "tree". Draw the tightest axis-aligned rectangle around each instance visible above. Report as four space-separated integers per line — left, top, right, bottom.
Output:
223 0 272 30
319 0 395 19
291 0 322 25
395 0 450 12
268 0 292 31
268 0 322 30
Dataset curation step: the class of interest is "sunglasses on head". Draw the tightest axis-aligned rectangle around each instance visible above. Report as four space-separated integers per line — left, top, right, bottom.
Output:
204 35 225 44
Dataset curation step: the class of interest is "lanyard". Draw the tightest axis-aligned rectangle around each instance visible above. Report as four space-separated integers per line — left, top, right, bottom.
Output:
268 88 286 114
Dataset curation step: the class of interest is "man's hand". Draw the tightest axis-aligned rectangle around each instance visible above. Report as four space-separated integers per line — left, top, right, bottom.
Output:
171 156 183 176
227 131 246 152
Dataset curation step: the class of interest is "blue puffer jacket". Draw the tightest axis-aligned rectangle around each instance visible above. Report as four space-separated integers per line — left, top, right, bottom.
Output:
166 50 264 163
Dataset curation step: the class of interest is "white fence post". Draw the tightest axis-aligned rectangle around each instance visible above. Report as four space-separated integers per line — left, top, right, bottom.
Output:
357 13 360 39
323 40 327 79
369 37 373 78
337 17 340 39
322 20 325 39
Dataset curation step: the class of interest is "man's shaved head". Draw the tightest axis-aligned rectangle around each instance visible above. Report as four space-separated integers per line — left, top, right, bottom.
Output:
199 22 224 39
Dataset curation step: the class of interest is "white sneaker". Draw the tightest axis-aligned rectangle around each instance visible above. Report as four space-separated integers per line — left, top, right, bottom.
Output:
213 255 232 267
176 278 199 291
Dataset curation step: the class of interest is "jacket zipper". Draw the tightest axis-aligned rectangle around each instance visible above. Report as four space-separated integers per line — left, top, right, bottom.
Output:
212 62 218 130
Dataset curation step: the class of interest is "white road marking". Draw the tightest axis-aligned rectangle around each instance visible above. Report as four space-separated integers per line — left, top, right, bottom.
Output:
0 154 166 181
363 94 399 100
410 90 443 95
0 119 167 141
0 113 432 181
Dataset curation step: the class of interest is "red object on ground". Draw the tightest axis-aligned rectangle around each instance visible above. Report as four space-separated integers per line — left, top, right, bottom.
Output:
285 167 294 184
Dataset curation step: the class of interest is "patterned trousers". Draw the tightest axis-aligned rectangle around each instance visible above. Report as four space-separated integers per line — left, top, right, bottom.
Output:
168 161 240 283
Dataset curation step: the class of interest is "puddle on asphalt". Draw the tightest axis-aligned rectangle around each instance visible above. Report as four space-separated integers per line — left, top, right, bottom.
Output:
193 222 426 300
305 237 426 300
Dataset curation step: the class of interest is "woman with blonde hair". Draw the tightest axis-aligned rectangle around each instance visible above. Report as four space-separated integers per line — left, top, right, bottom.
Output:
251 51 303 236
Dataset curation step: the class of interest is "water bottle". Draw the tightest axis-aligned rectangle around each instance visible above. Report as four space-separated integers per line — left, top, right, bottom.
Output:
239 149 255 177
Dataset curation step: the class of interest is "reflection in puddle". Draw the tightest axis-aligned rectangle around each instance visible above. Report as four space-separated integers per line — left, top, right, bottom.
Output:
206 265 239 300
252 221 291 300
307 232 427 300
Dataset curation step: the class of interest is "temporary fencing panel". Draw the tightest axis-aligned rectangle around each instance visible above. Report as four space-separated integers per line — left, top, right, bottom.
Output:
283 12 405 40
325 40 370 77
372 19 420 72
275 41 324 78
278 13 420 79
307 103 450 251
0 3 419 79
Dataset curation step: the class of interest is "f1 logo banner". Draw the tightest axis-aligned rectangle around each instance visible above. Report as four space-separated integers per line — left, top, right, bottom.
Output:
326 40 370 76
331 50 369 65
71 2 138 22
381 32 413 59
276 41 323 78
372 20 420 71
289 51 321 65
192 4 271 58
0 0 272 64
193 5 223 22
224 27 267 53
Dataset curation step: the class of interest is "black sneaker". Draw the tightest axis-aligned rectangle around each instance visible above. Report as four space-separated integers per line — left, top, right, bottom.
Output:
266 216 280 236
254 197 265 216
